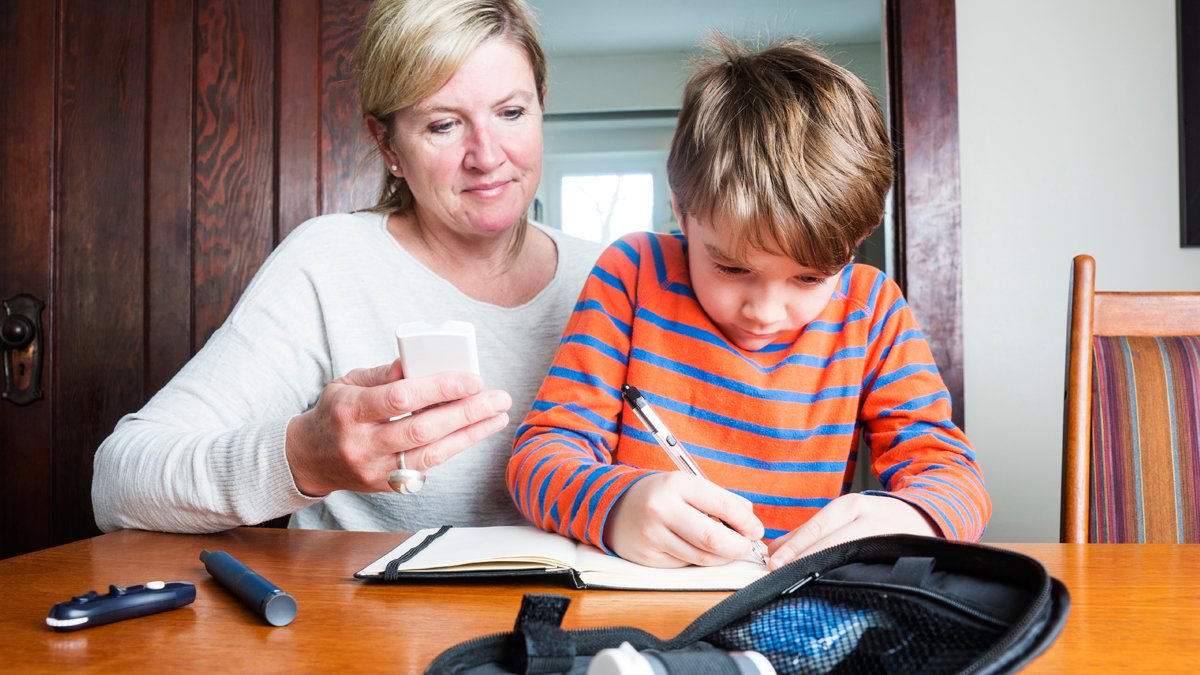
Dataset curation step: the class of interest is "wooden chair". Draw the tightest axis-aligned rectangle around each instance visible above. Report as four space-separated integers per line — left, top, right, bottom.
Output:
1062 254 1200 543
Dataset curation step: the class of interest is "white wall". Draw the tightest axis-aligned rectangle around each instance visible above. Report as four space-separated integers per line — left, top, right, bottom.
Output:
546 52 687 116
546 44 885 116
957 0 1200 542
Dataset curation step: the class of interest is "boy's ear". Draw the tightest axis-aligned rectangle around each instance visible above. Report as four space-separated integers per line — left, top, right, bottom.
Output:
670 193 687 235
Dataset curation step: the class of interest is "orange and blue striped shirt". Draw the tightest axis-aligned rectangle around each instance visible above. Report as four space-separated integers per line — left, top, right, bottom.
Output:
508 232 990 552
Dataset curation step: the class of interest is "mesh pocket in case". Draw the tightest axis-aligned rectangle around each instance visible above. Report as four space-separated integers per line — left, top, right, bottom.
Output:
708 581 1008 674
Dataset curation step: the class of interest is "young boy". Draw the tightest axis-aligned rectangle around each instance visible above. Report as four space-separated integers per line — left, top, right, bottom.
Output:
507 35 990 570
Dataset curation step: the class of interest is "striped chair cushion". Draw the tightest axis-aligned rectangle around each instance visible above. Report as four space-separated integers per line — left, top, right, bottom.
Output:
1089 335 1200 543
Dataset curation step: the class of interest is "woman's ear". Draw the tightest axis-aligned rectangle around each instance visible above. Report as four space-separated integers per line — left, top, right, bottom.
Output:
364 114 400 175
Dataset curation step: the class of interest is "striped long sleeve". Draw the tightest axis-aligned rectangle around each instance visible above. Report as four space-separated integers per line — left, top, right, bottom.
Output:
507 232 990 552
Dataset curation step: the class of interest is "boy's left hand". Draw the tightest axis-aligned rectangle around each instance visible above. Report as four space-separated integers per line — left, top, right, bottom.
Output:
765 494 938 570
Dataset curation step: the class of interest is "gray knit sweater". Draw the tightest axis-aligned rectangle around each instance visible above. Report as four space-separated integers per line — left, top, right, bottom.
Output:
92 211 601 533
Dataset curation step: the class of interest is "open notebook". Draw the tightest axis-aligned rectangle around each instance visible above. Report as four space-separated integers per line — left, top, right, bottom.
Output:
354 525 768 591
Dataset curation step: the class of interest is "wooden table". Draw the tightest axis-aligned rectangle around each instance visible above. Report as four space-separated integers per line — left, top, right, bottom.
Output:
1 528 1197 673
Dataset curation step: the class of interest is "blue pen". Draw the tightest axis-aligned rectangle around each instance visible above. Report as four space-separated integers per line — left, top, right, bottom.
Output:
621 385 770 566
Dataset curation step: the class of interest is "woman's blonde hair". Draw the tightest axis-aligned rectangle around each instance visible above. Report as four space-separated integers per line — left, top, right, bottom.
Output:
356 0 546 258
667 34 894 276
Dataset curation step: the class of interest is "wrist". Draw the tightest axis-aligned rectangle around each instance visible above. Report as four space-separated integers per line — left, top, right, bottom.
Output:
285 411 328 497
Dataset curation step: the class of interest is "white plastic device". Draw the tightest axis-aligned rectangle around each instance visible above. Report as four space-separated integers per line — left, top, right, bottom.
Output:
586 642 776 675
394 320 480 378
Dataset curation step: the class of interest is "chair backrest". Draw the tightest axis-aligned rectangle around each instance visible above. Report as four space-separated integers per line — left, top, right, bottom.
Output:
1062 254 1200 543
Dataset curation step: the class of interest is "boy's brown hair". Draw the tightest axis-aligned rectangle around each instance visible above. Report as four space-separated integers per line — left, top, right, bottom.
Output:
667 34 894 276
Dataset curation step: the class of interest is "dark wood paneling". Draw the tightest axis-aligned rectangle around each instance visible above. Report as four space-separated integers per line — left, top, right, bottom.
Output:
0 0 56 558
321 0 376 215
887 0 965 427
56 0 149 544
193 0 275 346
147 0 196 396
278 0 321 240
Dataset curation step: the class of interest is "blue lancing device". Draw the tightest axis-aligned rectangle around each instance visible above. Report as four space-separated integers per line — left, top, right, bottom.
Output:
200 549 297 627
46 581 196 632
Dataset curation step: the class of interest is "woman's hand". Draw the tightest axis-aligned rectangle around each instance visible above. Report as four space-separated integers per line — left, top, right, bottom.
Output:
603 472 765 568
285 357 512 496
766 494 939 570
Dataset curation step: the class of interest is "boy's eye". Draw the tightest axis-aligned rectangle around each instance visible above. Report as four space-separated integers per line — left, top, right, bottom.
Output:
795 275 826 286
501 107 526 121
428 119 456 134
714 263 748 276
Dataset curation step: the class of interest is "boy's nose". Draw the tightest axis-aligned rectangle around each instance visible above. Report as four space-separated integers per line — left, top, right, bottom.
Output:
741 290 787 327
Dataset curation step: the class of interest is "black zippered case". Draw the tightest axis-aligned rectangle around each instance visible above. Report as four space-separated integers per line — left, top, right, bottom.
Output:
428 534 1070 674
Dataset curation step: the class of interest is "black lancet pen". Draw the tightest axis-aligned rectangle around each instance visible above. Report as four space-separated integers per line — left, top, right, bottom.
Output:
621 384 769 566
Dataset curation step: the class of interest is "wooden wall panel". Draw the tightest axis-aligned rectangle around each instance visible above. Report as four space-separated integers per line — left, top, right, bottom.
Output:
147 0 196 396
321 0 377 215
0 0 56 558
55 0 149 544
278 0 321 240
193 0 275 346
887 0 965 427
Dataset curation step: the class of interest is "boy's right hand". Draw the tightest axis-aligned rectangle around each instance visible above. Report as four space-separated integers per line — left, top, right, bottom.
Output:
603 472 765 568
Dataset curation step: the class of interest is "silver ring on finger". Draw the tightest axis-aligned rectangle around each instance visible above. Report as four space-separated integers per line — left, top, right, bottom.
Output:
387 451 425 495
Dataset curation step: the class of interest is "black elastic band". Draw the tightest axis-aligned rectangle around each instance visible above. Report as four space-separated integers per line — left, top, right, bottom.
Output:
383 525 452 580
513 593 571 632
511 594 575 674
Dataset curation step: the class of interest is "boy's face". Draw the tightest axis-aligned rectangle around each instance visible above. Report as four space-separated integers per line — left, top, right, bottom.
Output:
680 212 841 352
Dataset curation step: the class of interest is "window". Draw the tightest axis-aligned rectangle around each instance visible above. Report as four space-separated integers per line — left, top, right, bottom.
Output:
538 151 675 244
561 173 653 243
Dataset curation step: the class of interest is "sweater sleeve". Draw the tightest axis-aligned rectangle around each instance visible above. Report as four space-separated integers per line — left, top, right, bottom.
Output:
507 236 653 553
857 279 991 542
91 229 331 533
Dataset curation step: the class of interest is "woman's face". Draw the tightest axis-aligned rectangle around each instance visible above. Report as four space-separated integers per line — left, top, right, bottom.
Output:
388 38 543 239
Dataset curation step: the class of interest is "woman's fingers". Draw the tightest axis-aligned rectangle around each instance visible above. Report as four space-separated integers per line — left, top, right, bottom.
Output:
382 389 511 449
350 371 485 422
371 389 513 485
334 358 404 389
385 412 511 483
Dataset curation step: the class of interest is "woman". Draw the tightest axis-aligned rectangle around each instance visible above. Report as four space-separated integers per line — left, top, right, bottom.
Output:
91 0 601 533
